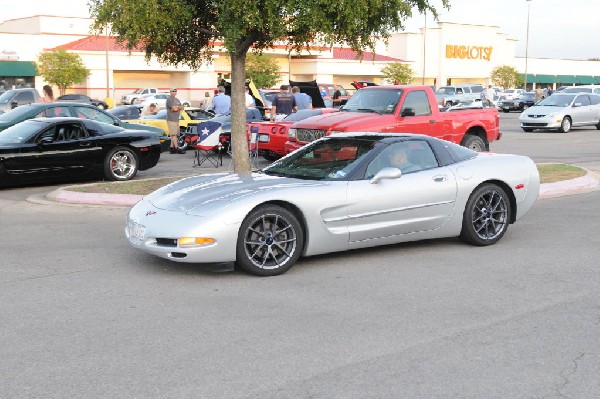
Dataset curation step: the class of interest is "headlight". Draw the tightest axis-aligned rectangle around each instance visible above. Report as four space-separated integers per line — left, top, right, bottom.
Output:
288 128 296 139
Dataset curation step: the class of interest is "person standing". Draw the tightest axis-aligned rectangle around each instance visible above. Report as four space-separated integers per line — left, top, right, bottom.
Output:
547 85 554 97
534 87 543 102
483 85 495 107
332 84 342 107
319 85 332 107
291 86 312 110
213 86 231 115
270 84 297 121
166 88 184 154
245 87 256 108
38 85 54 103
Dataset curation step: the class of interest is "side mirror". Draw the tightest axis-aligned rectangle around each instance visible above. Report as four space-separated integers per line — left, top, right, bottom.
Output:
573 103 582 107
10 101 18 110
370 167 402 184
39 136 54 145
400 107 416 117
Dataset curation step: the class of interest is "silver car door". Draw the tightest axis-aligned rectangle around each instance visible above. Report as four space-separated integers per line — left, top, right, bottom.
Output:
345 164 457 243
571 95 591 125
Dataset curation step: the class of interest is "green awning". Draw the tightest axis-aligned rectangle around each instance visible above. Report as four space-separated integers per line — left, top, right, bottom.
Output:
0 61 37 77
533 74 556 83
556 75 577 84
520 73 536 82
595 76 600 84
575 75 595 84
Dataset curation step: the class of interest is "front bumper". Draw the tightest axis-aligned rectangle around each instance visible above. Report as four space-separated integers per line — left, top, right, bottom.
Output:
519 115 562 129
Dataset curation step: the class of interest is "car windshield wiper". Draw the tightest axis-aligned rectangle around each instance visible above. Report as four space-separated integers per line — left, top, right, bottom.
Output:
357 108 382 115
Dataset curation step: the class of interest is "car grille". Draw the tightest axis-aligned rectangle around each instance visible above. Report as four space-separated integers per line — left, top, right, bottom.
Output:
296 129 327 143
522 122 548 127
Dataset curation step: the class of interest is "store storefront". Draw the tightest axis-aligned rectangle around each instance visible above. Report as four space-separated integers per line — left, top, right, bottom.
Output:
0 60 37 91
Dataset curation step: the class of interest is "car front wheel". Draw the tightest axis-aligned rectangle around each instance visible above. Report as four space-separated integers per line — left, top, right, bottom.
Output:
104 146 138 181
558 116 572 133
236 205 304 276
460 183 510 246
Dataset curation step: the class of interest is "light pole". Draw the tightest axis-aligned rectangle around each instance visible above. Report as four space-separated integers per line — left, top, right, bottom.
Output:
524 0 532 90
422 11 427 85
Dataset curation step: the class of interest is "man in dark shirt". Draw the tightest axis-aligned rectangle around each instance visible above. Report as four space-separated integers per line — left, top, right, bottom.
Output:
332 84 342 107
271 85 297 121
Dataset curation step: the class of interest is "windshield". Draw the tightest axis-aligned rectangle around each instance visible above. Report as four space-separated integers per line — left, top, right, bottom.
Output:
283 109 324 122
519 93 535 100
0 120 44 144
341 89 402 114
537 94 575 107
436 87 455 95
0 104 35 121
186 109 213 120
133 88 144 94
0 90 17 104
263 137 378 180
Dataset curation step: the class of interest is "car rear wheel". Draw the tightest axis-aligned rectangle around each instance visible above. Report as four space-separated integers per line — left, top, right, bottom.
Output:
502 109 510 113
461 135 486 152
104 146 138 181
460 183 510 246
177 128 189 151
236 205 304 276
97 103 107 110
522 128 534 132
558 116 572 133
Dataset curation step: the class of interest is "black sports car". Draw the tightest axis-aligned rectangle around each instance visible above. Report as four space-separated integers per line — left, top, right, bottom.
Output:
497 92 537 113
0 117 161 187
56 94 109 110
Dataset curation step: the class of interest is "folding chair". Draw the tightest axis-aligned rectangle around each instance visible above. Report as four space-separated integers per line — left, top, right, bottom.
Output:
192 121 223 168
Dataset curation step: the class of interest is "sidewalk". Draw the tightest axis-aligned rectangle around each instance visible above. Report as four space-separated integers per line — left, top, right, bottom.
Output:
33 169 600 207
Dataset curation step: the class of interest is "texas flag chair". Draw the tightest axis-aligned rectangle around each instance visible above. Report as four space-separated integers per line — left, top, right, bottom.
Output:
192 121 223 168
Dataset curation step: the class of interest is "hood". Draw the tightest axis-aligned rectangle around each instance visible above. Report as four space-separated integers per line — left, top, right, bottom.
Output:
520 105 566 116
147 172 325 213
292 111 393 131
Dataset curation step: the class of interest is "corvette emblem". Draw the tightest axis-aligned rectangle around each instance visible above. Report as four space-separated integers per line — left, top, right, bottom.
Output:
146 211 156 216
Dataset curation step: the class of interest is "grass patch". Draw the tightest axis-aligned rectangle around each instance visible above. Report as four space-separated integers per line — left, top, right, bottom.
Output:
69 177 183 195
66 164 587 195
537 164 586 184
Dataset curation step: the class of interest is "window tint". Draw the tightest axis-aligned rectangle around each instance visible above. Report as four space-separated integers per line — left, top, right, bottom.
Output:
74 106 114 124
401 90 432 116
365 140 438 178
575 95 590 106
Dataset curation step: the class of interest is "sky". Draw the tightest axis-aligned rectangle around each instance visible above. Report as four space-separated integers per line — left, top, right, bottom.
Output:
0 0 597 60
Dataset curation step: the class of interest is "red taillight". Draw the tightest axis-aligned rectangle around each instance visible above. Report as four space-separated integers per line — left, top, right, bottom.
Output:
141 147 150 152
515 184 525 189
271 127 277 134
279 127 287 134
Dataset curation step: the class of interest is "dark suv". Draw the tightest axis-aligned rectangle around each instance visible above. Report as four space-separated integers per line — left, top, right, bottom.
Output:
57 94 109 110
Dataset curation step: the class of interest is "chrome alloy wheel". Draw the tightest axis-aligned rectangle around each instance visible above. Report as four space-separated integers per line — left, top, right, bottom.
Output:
470 189 508 241
243 213 298 270
110 150 137 180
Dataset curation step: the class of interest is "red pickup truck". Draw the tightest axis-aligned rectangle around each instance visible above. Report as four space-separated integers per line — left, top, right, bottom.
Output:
285 85 500 153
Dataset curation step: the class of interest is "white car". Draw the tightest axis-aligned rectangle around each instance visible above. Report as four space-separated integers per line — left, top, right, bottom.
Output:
519 92 600 133
133 93 191 108
499 88 525 101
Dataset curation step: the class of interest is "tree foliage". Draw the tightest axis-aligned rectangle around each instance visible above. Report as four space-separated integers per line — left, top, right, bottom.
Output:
90 0 447 173
381 63 415 85
36 49 89 96
490 65 523 90
246 54 280 89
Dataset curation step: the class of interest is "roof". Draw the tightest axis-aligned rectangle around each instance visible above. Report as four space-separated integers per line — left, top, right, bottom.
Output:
332 48 406 62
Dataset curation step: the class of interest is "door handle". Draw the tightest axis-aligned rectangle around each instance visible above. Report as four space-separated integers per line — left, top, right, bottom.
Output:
429 119 436 124
433 175 447 182
79 141 91 147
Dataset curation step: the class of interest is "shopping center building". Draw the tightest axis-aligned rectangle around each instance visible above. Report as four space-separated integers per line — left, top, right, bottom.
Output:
0 15 598 103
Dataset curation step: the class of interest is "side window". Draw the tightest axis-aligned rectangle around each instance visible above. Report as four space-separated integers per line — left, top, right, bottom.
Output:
365 141 438 179
575 95 590 106
63 95 75 100
456 88 463 94
74 106 114 124
590 95 600 105
401 90 432 116
36 106 70 118
15 92 34 104
59 123 88 141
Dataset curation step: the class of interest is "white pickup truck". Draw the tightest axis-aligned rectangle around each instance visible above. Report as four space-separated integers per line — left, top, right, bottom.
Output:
121 88 158 105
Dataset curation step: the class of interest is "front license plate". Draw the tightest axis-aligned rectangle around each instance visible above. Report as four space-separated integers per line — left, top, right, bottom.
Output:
130 222 146 241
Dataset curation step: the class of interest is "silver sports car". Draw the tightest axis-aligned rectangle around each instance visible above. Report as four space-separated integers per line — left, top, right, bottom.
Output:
126 133 539 276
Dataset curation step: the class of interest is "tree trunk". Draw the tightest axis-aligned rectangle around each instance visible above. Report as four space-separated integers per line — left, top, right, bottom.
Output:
229 52 251 174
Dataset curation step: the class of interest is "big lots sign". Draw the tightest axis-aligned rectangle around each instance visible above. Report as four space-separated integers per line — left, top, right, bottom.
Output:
445 45 493 61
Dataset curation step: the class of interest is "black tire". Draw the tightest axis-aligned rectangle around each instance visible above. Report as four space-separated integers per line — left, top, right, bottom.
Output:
262 153 281 162
103 146 138 181
445 101 454 107
177 128 189 151
596 121 600 130
502 109 510 113
130 98 137 105
558 116 571 133
236 205 304 276
461 135 486 152
98 103 107 110
523 104 529 110
460 183 511 246
522 128 534 132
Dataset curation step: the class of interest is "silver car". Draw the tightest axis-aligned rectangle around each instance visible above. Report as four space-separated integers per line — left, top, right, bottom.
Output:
519 93 600 133
126 133 539 276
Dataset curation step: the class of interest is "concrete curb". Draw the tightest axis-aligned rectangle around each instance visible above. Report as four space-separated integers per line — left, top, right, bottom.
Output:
32 169 600 207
